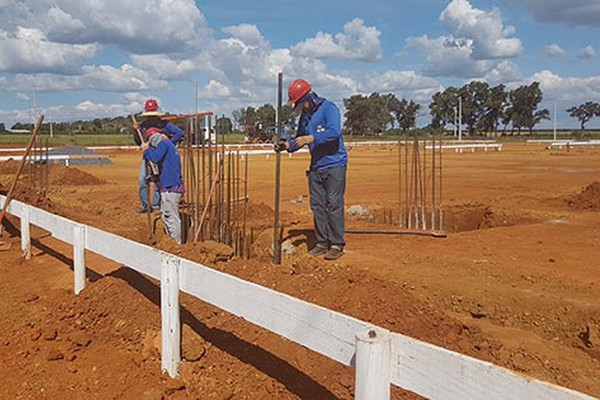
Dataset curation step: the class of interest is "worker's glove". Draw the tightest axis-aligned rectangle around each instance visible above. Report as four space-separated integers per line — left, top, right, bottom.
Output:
274 140 289 153
293 135 314 149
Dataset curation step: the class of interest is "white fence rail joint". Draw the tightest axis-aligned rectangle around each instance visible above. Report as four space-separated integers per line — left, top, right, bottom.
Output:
0 194 595 400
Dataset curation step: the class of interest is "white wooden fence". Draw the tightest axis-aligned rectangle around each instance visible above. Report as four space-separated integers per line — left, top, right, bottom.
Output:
0 194 595 400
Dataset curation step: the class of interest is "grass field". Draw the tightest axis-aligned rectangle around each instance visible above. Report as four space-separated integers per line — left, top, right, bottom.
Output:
1 130 599 146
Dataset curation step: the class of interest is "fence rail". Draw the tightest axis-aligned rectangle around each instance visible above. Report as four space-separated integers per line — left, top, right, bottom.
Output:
0 194 595 400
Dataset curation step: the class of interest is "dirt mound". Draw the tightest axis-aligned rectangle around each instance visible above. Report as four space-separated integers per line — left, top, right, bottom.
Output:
567 182 600 210
51 167 106 186
0 159 19 175
444 203 538 232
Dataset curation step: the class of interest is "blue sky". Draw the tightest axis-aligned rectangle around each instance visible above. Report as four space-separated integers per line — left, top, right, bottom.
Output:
0 0 599 129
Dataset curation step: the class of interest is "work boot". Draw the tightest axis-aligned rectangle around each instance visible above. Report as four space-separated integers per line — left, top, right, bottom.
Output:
324 246 343 261
137 206 148 213
309 244 328 257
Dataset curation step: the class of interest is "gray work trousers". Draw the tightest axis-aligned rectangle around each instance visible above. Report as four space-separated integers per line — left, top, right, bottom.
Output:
308 166 346 248
161 192 182 244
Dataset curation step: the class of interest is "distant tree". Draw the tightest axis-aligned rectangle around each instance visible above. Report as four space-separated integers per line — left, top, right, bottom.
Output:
231 108 243 130
240 106 257 128
479 84 507 135
458 81 490 135
504 82 548 134
255 104 276 126
429 87 459 131
0 122 5 132
389 96 420 132
567 101 600 131
216 116 233 133
343 93 393 136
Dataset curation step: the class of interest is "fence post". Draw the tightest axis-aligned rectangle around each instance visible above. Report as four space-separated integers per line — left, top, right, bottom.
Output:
355 329 391 400
161 255 181 378
20 208 31 260
74 225 86 295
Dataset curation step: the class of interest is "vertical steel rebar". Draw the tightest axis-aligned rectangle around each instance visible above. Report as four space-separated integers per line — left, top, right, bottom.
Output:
242 155 248 259
273 72 283 264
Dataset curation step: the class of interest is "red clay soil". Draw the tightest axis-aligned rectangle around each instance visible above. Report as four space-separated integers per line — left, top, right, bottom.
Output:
1 143 600 399
567 182 600 210
50 166 106 186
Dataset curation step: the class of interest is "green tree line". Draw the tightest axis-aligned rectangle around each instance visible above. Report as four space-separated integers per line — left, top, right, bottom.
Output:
1 84 599 137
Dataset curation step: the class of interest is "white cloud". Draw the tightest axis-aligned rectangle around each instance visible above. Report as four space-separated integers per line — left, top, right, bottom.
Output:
407 35 497 78
407 0 522 78
130 54 195 79
440 0 522 59
483 61 522 84
291 18 382 62
577 45 597 59
201 80 232 99
2 64 168 93
523 0 600 27
544 43 566 57
222 24 268 49
525 70 600 103
0 0 210 54
0 27 99 73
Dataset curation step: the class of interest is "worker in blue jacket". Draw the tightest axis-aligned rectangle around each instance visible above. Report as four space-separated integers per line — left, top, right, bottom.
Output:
142 127 184 244
285 78 348 260
135 99 184 213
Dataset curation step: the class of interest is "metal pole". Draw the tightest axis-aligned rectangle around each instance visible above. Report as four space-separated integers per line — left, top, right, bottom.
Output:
458 96 462 142
273 72 283 264
553 101 557 141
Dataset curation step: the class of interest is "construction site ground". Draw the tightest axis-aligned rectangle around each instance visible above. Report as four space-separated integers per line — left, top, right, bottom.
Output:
0 142 599 399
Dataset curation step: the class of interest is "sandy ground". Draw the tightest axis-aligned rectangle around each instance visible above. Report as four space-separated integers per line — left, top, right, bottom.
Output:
0 142 599 399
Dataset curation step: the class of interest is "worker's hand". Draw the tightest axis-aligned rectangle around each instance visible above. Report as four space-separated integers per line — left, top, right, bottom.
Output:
274 140 289 152
294 135 314 149
140 143 149 151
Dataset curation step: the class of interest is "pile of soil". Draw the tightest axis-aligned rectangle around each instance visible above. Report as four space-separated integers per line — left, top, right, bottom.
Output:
51 167 106 186
567 182 600 210
0 159 19 175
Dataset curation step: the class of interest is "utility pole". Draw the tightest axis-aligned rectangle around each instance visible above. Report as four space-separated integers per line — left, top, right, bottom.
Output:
458 96 462 141
553 100 557 141
453 106 457 137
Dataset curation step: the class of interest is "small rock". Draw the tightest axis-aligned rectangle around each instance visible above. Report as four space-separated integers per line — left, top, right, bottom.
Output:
46 349 63 361
470 311 487 319
29 329 42 341
24 293 40 303
143 388 164 400
43 329 58 341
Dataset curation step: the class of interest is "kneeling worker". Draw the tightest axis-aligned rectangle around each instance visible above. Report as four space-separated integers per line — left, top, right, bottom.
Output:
142 127 184 244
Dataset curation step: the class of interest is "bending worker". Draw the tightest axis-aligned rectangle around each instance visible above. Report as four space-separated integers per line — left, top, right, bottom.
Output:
135 99 184 213
284 78 348 261
142 127 184 244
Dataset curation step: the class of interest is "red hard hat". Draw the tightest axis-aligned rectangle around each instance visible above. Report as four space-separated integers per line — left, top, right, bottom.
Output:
287 79 311 106
144 99 159 112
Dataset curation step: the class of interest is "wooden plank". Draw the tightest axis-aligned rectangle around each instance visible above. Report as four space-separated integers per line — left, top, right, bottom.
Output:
161 255 180 378
179 259 374 366
28 206 74 243
389 334 596 400
85 226 162 280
